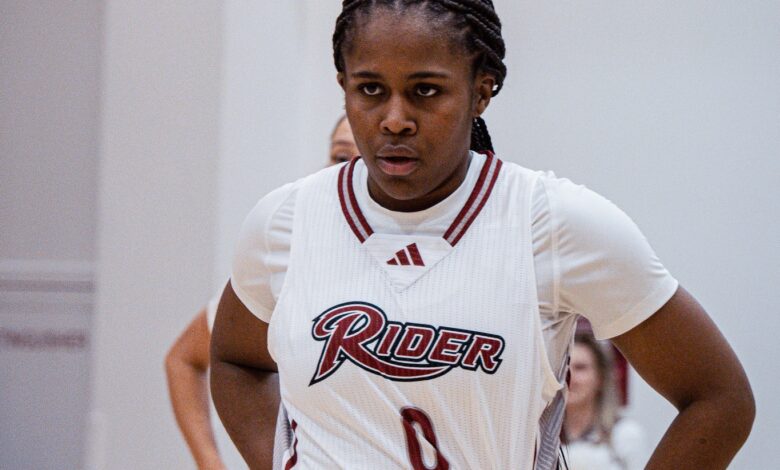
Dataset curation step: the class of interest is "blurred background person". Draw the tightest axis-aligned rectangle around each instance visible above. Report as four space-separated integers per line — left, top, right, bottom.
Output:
165 295 240 470
564 330 647 470
164 115 358 470
329 115 359 165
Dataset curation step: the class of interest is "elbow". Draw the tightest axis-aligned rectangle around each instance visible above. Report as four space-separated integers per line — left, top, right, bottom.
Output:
713 379 755 446
679 376 755 448
731 385 756 444
164 348 176 376
730 370 756 443
164 345 183 378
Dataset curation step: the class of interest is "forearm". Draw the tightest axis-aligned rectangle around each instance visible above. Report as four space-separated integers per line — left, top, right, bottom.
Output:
646 392 754 469
165 359 225 470
210 359 280 470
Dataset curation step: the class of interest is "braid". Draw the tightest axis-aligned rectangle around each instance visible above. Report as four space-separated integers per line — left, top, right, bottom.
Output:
333 0 506 153
471 116 494 153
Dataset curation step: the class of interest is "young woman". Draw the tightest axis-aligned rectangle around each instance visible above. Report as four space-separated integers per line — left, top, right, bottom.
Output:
564 333 646 470
211 1 754 469
165 115 357 470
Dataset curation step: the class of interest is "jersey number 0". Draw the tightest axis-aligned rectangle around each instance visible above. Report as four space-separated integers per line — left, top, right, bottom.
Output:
400 407 450 470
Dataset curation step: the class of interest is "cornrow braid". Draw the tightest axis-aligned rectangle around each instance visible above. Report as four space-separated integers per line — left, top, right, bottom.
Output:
333 0 506 154
471 116 494 153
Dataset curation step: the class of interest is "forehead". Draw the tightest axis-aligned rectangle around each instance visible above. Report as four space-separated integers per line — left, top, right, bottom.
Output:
343 7 471 76
571 344 596 364
332 119 354 143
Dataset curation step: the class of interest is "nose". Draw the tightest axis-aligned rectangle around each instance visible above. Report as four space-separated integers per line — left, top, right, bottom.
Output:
380 95 417 136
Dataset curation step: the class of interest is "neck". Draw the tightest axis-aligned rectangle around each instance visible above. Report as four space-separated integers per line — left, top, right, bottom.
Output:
564 401 598 441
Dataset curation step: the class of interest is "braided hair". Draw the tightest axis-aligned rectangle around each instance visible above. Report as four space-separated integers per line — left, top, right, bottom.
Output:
333 0 506 153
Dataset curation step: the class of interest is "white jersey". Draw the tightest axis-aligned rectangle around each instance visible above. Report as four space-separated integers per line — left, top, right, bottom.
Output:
566 417 648 470
250 153 555 469
232 152 678 469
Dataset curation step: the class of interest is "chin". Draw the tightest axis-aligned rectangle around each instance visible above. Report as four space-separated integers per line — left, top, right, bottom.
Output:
378 179 428 201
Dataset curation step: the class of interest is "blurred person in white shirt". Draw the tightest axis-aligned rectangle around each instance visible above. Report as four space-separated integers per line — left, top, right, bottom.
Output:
564 331 647 470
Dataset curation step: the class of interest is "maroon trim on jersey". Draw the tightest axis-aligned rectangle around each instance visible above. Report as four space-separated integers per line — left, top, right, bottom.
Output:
337 158 373 243
284 420 299 469
337 163 365 242
347 159 373 236
337 153 503 245
443 151 503 246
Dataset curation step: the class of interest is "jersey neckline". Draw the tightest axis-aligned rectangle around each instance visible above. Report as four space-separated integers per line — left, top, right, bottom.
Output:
337 151 503 246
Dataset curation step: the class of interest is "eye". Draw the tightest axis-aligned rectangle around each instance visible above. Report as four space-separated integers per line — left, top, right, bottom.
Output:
358 83 383 96
415 84 439 97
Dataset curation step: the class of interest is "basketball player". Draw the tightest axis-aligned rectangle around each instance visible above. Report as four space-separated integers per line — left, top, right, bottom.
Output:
211 1 755 469
165 116 357 469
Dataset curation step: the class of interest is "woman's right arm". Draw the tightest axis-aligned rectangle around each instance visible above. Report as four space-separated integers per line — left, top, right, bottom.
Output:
165 309 226 470
210 282 280 469
211 182 296 468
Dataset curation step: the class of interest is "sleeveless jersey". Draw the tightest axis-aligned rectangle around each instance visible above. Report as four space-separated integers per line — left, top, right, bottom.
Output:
266 153 562 469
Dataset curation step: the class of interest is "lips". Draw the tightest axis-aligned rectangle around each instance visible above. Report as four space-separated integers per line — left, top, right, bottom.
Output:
376 144 419 176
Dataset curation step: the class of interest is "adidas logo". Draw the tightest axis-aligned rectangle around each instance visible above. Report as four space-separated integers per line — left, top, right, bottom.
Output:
386 243 425 266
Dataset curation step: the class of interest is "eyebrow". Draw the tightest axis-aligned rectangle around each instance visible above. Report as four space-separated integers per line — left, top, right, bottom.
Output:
350 70 451 80
408 71 450 79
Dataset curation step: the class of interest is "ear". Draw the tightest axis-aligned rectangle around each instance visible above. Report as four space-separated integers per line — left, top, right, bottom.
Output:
337 72 346 91
473 72 495 117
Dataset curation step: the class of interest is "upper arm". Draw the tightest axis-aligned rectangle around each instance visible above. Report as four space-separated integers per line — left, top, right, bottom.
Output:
611 286 752 411
210 281 277 372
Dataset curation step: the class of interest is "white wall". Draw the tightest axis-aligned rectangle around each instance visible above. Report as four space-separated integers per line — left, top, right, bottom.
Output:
86 2 222 469
1 1 101 469
0 1 101 263
213 1 346 283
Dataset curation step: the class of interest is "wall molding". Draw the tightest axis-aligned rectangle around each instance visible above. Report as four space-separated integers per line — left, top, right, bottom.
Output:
0 259 94 293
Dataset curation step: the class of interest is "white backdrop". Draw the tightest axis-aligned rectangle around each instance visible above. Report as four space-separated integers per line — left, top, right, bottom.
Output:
87 2 222 469
81 1 779 469
1 1 100 469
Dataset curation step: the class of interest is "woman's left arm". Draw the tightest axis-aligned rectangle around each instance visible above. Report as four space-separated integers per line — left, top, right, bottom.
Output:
611 286 755 469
